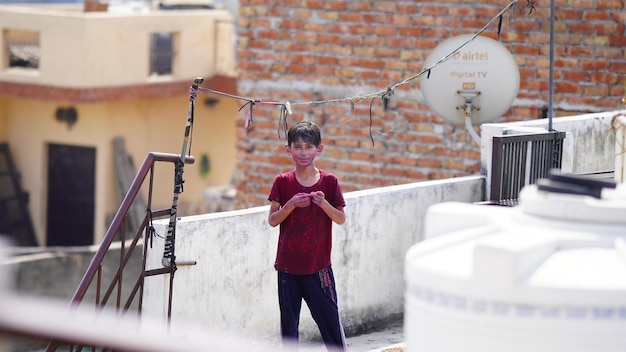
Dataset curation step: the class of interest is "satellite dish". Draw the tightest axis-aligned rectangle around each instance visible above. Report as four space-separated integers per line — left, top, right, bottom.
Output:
421 35 520 143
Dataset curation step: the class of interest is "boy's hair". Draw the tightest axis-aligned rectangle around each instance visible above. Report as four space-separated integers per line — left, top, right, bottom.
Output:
287 121 322 147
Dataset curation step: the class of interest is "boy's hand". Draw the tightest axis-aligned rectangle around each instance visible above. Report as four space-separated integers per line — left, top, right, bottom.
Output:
309 191 325 206
289 192 312 208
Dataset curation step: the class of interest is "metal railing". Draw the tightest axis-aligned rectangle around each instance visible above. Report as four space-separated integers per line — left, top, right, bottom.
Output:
44 151 194 352
490 131 566 204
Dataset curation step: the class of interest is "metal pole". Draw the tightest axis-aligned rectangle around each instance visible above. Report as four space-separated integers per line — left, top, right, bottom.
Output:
548 0 555 131
162 77 204 269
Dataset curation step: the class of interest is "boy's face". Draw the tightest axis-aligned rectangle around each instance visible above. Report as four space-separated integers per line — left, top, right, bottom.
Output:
287 137 322 167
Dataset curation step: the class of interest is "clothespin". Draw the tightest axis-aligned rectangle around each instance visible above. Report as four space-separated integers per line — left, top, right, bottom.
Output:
239 100 257 129
382 85 394 112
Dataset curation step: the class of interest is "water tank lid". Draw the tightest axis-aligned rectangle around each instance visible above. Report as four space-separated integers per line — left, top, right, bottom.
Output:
521 171 624 224
536 171 616 199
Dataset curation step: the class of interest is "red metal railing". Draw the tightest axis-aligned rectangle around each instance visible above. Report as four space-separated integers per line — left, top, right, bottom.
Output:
44 151 194 352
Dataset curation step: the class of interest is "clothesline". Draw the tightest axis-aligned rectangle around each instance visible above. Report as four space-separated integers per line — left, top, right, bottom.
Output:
194 0 535 144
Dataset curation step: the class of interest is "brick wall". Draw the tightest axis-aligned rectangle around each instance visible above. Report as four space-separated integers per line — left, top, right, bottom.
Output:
233 0 626 208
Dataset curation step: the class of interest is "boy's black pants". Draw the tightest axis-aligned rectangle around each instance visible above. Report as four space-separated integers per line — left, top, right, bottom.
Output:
278 266 347 351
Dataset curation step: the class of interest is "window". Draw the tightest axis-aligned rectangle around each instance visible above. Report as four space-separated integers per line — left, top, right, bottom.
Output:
149 32 176 76
4 29 40 69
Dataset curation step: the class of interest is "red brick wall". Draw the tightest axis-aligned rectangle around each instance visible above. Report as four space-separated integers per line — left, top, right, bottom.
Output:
233 0 626 208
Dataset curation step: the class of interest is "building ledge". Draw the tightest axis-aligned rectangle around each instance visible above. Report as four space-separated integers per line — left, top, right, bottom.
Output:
0 74 237 104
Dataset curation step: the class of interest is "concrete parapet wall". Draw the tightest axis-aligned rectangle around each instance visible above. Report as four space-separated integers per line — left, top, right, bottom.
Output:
0 242 143 304
1 175 483 343
142 175 484 341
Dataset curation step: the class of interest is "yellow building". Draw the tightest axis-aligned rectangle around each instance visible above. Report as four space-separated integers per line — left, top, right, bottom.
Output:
0 2 238 247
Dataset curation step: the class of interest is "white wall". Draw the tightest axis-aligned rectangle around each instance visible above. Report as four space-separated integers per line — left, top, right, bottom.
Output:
142 175 485 342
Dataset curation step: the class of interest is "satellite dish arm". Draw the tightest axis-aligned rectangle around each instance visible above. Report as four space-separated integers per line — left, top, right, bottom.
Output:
457 90 482 145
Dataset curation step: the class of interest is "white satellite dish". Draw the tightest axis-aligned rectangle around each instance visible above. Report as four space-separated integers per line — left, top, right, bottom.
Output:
421 35 520 143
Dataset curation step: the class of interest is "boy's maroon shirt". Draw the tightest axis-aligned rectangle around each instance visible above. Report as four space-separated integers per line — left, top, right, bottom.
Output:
268 169 345 275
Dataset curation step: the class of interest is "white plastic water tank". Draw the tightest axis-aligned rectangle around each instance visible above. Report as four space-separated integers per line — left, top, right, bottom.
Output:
405 176 626 352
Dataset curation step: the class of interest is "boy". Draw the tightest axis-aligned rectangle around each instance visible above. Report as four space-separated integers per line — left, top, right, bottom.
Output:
268 121 347 352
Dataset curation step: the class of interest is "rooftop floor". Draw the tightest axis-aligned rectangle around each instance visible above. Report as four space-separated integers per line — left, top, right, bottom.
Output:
300 319 405 352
